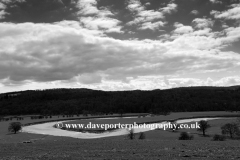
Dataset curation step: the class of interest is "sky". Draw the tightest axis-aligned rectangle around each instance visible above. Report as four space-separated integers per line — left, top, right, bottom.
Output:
0 0 240 93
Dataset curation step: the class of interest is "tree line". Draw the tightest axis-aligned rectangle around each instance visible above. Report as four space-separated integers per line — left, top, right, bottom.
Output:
0 86 240 116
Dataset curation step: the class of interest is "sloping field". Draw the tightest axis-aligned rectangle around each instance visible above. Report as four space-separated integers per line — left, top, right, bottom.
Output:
0 136 240 160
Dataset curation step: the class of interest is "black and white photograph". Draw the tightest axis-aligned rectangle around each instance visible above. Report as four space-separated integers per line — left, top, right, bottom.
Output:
0 0 240 159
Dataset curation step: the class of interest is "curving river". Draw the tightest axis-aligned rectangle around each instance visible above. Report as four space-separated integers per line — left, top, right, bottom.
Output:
22 117 233 139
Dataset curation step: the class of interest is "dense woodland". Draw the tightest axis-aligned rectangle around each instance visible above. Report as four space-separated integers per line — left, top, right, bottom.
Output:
0 86 240 116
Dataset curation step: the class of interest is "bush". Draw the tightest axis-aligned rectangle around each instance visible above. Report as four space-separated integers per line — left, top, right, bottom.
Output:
127 128 135 140
138 132 146 139
8 122 22 134
179 132 194 140
212 134 226 141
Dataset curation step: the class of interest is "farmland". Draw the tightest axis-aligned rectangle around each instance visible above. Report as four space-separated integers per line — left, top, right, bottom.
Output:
1 111 240 159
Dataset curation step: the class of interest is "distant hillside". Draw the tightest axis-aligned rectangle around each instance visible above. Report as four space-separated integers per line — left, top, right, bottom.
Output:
0 86 240 115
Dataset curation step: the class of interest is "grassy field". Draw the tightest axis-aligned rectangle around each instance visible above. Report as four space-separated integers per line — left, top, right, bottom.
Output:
1 136 240 159
0 111 240 159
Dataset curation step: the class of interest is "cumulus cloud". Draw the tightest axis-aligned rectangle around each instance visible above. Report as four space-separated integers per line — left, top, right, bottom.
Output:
127 0 145 13
0 10 7 19
1 0 240 92
170 21 240 51
211 4 240 20
0 2 6 10
80 16 122 33
173 23 193 34
126 0 177 30
192 18 214 29
220 26 240 44
209 0 222 4
77 0 123 33
190 10 199 15
191 28 213 36
160 3 177 14
145 2 151 6
138 21 166 30
77 0 100 15
0 22 240 88
0 2 7 19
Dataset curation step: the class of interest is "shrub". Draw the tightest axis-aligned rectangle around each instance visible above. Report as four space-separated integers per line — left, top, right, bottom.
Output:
138 132 146 139
212 134 226 141
221 123 240 139
179 132 194 140
127 128 135 140
8 122 22 134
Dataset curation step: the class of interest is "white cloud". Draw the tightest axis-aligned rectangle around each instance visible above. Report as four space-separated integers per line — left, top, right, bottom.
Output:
160 3 177 14
164 76 240 88
214 76 240 86
77 0 123 33
0 2 6 9
190 10 199 15
209 0 222 4
139 21 166 30
0 10 7 19
173 23 193 34
220 26 240 44
126 0 177 31
145 2 151 6
80 17 122 32
127 0 145 13
0 22 240 89
77 0 99 15
0 2 7 19
127 10 164 26
1 0 240 92
211 4 240 20
191 28 213 36
73 73 103 84
192 18 214 29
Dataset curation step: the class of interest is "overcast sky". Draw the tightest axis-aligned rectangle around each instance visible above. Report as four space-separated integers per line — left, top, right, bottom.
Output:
0 0 240 93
